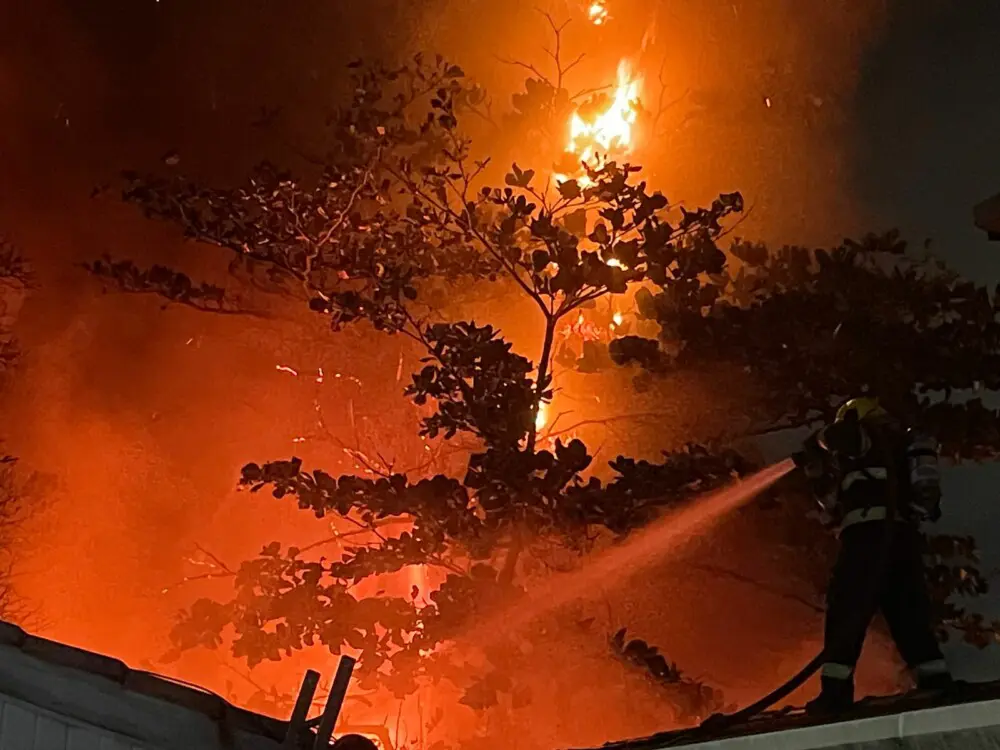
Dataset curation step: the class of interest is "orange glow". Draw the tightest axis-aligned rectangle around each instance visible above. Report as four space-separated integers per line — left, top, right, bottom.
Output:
555 60 643 186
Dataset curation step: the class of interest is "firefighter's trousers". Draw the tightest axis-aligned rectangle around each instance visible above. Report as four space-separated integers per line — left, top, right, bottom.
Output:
820 519 949 687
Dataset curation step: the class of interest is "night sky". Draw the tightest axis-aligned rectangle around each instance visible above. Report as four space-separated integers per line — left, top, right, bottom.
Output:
853 0 1000 282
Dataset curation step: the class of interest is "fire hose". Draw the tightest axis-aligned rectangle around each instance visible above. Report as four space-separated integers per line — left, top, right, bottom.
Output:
661 421 902 746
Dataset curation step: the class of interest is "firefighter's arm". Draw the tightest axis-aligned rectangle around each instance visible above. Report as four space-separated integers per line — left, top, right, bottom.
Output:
792 428 839 516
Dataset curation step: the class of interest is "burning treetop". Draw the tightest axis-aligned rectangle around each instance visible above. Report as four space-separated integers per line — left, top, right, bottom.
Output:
555 60 643 186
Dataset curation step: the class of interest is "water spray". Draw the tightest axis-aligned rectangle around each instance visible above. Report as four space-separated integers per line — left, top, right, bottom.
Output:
470 458 797 647
653 423 906 746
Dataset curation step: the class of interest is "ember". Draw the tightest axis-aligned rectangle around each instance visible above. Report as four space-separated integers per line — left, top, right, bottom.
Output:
587 1 609 26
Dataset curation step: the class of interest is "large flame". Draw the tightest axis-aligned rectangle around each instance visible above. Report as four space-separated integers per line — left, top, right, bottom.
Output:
555 60 642 186
568 60 642 163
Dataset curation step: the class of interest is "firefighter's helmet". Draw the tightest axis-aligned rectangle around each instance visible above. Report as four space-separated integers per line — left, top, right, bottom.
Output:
835 396 886 423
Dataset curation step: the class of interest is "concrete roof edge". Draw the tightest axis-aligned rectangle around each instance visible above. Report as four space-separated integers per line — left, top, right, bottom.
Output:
650 697 1000 749
574 681 1000 750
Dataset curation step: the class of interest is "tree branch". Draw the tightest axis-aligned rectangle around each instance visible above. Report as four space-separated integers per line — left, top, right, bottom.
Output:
546 411 677 439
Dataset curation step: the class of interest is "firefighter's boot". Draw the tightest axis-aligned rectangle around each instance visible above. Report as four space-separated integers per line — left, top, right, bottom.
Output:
916 672 954 692
913 659 954 692
805 677 854 715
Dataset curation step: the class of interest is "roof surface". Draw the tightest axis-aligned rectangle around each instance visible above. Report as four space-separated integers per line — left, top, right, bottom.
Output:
0 621 306 750
575 681 1000 750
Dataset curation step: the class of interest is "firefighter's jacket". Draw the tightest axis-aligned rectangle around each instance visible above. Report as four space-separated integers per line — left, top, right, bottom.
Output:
798 417 942 533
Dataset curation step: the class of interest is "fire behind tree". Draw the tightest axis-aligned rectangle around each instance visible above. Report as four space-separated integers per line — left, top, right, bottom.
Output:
553 59 642 186
94 38 1000 749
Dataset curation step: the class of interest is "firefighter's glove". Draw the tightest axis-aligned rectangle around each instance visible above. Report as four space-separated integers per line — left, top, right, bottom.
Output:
820 417 865 459
793 436 828 479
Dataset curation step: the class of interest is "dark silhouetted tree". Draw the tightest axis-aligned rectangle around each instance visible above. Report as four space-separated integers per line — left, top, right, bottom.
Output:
115 42 1000 743
120 54 743 730
0 236 37 623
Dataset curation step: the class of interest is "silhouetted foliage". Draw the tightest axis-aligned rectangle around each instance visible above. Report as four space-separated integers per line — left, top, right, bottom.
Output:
118 45 1000 740
0 236 30 288
611 627 731 719
0 238 33 622
0 235 30 374
620 228 1000 647
0 455 30 622
82 256 263 315
128 53 742 728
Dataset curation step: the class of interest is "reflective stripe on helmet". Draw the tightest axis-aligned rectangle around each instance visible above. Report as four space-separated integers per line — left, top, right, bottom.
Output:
836 397 886 423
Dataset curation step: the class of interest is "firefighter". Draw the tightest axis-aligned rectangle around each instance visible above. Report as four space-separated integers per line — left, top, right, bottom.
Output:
792 396 953 713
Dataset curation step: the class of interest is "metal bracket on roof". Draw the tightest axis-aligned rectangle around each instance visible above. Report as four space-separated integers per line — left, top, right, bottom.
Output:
284 670 321 748
313 656 357 749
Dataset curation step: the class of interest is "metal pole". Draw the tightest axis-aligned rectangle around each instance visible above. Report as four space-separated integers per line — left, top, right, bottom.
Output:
312 655 357 749
283 669 321 748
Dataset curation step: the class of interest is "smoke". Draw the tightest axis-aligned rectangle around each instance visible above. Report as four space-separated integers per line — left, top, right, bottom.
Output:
0 0 908 745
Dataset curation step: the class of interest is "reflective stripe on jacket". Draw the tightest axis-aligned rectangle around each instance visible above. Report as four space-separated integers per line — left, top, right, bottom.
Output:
838 505 888 533
840 467 889 491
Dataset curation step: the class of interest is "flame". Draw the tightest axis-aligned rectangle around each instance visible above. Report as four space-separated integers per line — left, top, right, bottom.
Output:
535 401 549 431
559 312 602 343
555 60 642 186
588 1 609 25
568 60 641 161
